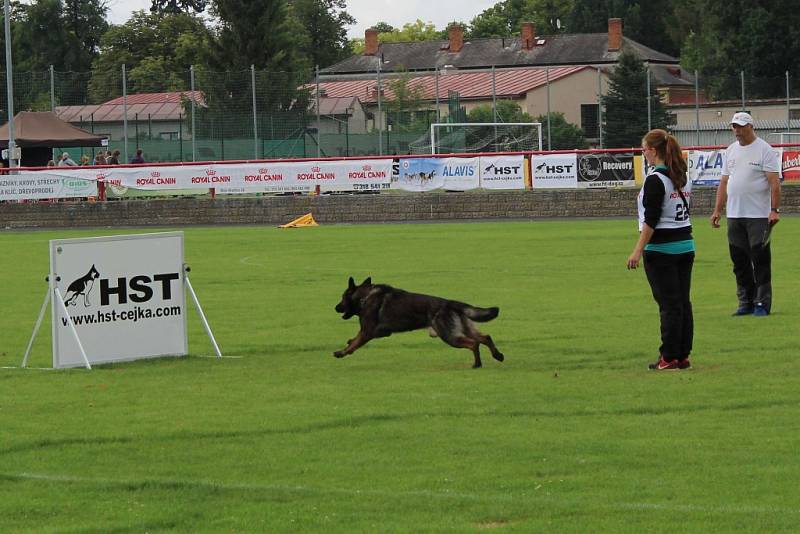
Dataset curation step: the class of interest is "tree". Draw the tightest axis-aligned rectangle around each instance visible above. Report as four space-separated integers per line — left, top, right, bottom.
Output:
88 10 212 102
679 0 800 100
289 0 355 69
467 99 534 123
601 51 673 148
534 112 588 149
150 0 208 14
63 0 110 70
384 71 427 132
377 20 445 43
470 0 573 38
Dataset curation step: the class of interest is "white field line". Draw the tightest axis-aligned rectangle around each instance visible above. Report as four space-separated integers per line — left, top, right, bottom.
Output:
5 471 799 516
239 256 265 267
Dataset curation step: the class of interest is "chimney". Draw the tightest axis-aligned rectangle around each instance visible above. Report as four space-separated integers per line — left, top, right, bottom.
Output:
364 28 379 56
608 18 622 51
521 22 535 51
448 24 464 53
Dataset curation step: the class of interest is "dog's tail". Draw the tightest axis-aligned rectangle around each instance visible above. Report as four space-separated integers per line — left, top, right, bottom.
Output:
464 306 499 322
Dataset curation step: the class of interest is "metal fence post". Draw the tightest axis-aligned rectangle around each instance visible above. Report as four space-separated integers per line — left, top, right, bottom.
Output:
4 0 16 167
695 70 700 146
251 64 258 159
646 65 652 132
740 70 745 111
597 67 603 148
122 63 129 163
491 65 497 122
190 65 196 162
546 66 551 150
434 66 440 123
787 71 791 132
49 65 55 112
315 65 321 158
377 61 383 156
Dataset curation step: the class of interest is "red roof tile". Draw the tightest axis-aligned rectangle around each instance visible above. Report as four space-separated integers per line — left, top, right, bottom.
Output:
314 66 591 104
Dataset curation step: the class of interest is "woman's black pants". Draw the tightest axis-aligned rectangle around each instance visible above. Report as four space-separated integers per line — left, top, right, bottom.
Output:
643 251 694 361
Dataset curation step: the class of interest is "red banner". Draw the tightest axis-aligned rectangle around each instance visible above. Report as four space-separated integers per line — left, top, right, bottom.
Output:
782 150 800 182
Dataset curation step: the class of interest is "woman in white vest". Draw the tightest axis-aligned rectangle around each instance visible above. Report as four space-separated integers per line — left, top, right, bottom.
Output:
627 129 694 370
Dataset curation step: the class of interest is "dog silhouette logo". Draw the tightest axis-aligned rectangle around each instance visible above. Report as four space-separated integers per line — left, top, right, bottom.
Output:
63 265 100 307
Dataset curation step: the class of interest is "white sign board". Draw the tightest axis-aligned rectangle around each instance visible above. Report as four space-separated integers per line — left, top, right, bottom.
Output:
479 155 526 189
531 154 578 189
49 232 187 368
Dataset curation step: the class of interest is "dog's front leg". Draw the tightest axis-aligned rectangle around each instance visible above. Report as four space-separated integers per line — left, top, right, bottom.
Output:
333 331 371 358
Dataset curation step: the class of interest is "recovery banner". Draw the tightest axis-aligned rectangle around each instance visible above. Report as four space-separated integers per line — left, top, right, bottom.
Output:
577 153 636 188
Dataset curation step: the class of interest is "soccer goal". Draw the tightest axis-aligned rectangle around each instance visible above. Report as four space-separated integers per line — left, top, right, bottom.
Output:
410 122 543 155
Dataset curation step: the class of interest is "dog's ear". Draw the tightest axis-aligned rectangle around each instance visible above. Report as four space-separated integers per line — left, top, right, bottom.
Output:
348 277 355 289
363 277 372 286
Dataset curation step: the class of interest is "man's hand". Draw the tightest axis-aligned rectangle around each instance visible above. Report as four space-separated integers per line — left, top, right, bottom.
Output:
710 210 722 228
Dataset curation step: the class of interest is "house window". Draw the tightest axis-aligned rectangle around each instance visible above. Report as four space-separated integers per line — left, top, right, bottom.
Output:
581 104 599 138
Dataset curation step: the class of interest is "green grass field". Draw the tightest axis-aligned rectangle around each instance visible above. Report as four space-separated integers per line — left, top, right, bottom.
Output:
1 219 799 532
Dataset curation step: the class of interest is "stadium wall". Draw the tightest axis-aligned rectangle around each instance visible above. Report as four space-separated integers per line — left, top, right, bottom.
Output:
3 187 798 229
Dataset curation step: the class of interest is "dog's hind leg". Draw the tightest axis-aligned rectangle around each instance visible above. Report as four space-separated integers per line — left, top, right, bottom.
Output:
478 333 504 362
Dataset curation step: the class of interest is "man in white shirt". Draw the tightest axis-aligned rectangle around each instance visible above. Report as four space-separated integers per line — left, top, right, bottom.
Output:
56 152 77 167
710 112 781 316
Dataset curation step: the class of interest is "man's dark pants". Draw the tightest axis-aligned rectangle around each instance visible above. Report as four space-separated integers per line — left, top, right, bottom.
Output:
727 218 772 312
644 251 694 362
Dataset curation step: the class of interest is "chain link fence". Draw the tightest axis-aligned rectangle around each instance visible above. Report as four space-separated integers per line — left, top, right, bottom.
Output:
1 66 799 164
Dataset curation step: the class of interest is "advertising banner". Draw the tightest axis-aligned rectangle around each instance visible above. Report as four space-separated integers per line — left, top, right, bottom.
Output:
781 150 800 182
531 154 578 189
396 157 479 191
10 159 393 197
0 174 97 201
687 150 725 185
50 232 187 368
479 155 526 189
576 153 636 188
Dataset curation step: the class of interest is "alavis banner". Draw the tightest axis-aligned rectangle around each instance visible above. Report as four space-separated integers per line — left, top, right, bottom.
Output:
577 153 636 188
0 174 97 201
50 232 187 368
396 157 479 191
687 150 725 185
531 154 578 189
479 155 526 189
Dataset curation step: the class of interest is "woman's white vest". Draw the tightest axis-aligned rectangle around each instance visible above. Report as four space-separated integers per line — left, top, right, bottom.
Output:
637 171 692 231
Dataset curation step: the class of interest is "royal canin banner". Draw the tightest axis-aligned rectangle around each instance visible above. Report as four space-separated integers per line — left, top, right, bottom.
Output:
8 159 393 195
782 150 800 182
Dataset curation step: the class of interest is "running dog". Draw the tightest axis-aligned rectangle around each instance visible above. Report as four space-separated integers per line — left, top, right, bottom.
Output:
333 277 504 368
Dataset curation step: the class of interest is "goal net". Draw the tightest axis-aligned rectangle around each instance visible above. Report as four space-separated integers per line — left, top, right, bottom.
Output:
409 122 543 155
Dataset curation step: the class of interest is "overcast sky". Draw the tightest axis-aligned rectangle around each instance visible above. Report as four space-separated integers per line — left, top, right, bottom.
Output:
105 0 498 38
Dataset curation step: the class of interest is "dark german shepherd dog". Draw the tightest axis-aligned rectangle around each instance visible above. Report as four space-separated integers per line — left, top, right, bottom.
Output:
334 277 504 368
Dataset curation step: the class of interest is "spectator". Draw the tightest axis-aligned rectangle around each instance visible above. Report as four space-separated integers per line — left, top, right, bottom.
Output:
46 160 56 167
130 149 145 164
94 153 106 165
80 154 90 166
107 149 121 165
57 152 77 166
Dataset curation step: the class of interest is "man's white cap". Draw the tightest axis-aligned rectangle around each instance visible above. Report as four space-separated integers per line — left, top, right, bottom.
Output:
731 112 754 126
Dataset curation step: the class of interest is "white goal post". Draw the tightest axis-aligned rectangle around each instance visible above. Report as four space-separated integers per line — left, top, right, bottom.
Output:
425 122 543 155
